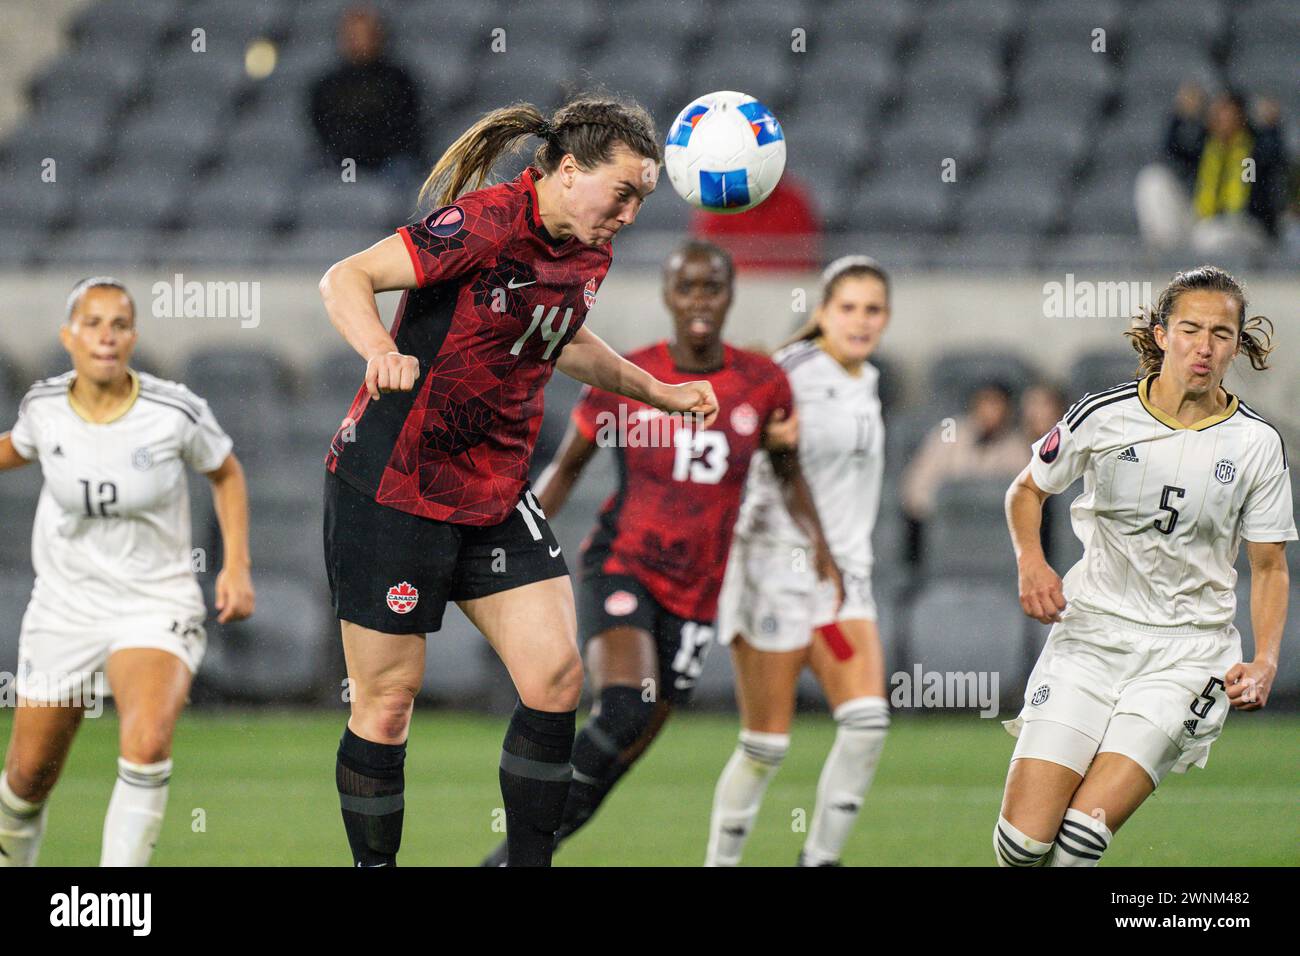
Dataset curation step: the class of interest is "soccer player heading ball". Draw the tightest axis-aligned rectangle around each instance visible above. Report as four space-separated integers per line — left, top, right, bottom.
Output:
318 95 718 867
997 265 1294 866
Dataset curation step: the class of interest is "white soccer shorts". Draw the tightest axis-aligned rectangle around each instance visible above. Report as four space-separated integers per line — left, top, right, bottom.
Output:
716 535 877 653
1003 608 1241 785
16 600 207 703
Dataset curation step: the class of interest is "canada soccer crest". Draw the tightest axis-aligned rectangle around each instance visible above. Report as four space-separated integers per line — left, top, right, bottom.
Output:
604 590 638 616
386 582 419 614
730 403 759 436
583 277 598 309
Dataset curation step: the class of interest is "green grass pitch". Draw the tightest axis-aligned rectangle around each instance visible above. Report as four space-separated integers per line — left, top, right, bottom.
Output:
3 709 1296 866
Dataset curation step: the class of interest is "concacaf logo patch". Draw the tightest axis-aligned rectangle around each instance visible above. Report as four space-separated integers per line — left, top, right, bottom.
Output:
1031 684 1051 706
424 204 465 238
386 582 419 614
1038 426 1061 464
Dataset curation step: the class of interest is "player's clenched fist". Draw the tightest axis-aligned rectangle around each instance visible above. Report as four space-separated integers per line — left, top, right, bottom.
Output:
1017 556 1066 624
655 379 719 429
366 350 420 400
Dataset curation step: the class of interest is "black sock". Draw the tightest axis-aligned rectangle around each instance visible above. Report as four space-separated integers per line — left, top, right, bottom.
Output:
336 727 406 867
499 701 575 867
557 685 657 842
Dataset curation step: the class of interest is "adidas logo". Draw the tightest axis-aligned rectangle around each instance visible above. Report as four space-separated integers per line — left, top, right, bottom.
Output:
1183 718 1199 735
1117 446 1140 462
52 444 64 457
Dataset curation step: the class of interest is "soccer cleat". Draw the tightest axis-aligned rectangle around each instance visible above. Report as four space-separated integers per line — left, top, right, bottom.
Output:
797 852 841 867
479 841 509 867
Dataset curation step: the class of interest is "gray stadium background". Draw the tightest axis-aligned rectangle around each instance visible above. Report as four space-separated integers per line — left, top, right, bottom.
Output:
0 0 1296 712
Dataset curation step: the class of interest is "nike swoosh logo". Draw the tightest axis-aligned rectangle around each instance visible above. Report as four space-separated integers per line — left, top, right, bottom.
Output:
507 278 537 289
549 545 562 557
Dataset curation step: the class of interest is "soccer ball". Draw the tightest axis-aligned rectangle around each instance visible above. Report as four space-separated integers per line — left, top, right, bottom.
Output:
663 91 786 214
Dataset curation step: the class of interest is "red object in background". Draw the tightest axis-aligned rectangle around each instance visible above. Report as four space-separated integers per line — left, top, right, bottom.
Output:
817 622 854 661
690 174 822 272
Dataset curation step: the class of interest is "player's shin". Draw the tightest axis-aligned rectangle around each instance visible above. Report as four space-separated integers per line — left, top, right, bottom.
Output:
336 727 406 867
499 701 575 867
801 696 889 865
0 771 48 867
704 730 789 866
557 686 656 842
100 758 172 866
1047 807 1112 866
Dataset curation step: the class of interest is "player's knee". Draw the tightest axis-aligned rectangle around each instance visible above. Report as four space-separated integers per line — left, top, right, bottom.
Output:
119 729 173 766
519 650 583 712
350 684 417 743
591 685 656 751
832 696 889 761
993 814 1053 867
738 729 789 769
3 761 56 804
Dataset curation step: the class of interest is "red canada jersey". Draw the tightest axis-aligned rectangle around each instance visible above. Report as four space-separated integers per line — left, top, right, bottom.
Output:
326 166 612 525
573 342 793 620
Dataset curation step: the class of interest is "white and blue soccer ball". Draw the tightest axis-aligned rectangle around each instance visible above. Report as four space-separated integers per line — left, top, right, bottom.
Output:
663 91 786 214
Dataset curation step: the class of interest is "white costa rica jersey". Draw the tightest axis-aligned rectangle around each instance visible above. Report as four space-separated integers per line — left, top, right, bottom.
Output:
1031 374 1296 628
734 339 884 575
8 370 233 629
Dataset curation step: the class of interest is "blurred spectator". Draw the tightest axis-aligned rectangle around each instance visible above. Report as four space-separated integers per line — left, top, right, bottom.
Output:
901 381 1027 522
1136 85 1290 254
309 6 424 187
690 173 821 272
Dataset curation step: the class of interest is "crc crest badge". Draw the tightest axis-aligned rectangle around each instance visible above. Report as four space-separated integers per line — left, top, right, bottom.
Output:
1031 684 1050 706
1213 459 1236 484
386 582 418 614
132 447 154 470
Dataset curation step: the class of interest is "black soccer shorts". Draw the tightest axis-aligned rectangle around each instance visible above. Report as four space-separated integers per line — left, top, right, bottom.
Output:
575 570 715 704
323 470 568 635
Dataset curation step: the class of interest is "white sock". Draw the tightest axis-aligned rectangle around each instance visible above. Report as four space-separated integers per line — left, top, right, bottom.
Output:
100 757 172 867
801 696 889 865
704 730 789 867
0 771 47 867
1048 807 1112 866
994 814 1052 867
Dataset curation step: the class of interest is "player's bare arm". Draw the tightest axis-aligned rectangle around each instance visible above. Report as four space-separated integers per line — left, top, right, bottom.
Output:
319 234 421 400
205 452 255 624
768 445 844 611
0 433 32 471
761 406 798 452
557 325 719 428
534 420 599 516
1226 539 1289 711
1006 465 1067 624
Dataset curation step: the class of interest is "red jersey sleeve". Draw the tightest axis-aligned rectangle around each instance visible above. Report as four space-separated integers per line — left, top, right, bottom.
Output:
571 384 622 444
397 193 513 288
766 361 794 421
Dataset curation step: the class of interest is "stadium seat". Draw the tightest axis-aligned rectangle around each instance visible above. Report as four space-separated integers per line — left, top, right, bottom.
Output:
0 577 32 677
818 0 919 48
922 478 1020 581
154 226 274 268
876 111 982 172
148 48 252 112
1065 167 1141 236
1014 42 1116 115
42 227 165 268
1022 0 1123 44
0 180 73 233
263 225 395 269
27 48 146 115
184 172 293 231
1118 46 1220 116
199 573 332 701
1230 0 1300 47
603 0 707 39
1 112 113 178
1226 39 1297 99
66 0 177 51
0 466 41 578
1068 349 1141 400
850 168 955 236
688 39 797 112
920 0 1022 45
900 45 1006 114
928 349 1040 413
307 348 366 406
73 168 186 230
1125 0 1228 49
908 580 1030 704
183 0 293 46
956 174 1064 237
986 112 1092 173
